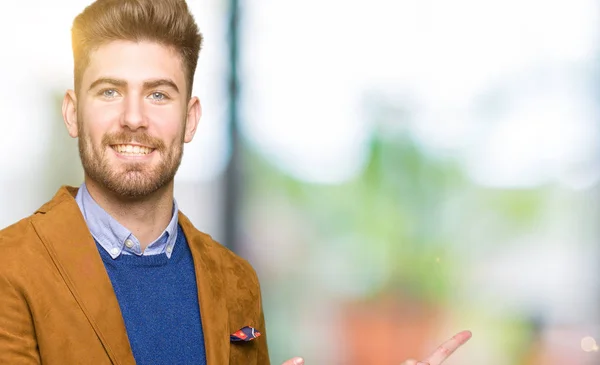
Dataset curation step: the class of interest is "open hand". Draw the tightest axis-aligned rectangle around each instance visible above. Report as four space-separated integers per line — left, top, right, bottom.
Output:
401 330 472 365
280 330 472 365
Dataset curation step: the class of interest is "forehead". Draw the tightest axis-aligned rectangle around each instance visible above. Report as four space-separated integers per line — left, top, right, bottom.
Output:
83 40 186 89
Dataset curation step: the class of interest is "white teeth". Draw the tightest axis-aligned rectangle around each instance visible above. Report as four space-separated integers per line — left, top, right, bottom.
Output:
113 144 153 155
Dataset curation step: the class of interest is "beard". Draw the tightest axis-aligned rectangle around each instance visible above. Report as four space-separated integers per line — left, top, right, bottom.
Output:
77 119 184 200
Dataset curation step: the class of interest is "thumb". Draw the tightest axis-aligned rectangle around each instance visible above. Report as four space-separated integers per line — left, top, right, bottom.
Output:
280 357 304 365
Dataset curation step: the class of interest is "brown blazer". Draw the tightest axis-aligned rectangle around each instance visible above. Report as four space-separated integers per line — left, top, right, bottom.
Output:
0 186 270 365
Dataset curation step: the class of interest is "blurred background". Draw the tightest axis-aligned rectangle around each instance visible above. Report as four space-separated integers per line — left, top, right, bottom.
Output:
1 0 599 364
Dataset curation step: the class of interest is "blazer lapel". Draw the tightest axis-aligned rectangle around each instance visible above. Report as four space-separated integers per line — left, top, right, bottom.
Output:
179 213 230 365
31 187 135 365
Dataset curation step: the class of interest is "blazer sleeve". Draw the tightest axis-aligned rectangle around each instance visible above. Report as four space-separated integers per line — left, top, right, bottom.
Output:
0 271 41 364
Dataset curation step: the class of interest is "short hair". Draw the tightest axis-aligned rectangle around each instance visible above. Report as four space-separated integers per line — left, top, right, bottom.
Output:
71 0 203 97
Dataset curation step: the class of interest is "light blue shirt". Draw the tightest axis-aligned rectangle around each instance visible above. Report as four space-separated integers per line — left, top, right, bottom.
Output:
75 183 179 259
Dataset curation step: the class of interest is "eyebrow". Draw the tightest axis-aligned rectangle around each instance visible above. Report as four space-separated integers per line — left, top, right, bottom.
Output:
88 77 180 93
143 79 179 93
88 78 126 91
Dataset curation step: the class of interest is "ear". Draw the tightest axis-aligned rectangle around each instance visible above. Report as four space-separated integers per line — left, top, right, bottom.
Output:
184 96 202 143
62 89 79 138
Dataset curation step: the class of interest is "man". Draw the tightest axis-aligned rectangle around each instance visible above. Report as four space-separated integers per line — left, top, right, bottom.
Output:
0 0 470 364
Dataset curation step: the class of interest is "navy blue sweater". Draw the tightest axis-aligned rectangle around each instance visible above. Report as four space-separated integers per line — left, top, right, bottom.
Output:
97 225 207 365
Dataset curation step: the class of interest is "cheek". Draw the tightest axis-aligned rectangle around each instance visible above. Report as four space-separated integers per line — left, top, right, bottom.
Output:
80 102 121 137
147 107 186 140
79 114 109 145
85 102 122 126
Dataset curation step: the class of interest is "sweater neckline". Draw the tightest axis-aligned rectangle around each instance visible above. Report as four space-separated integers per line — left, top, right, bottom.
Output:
97 225 187 268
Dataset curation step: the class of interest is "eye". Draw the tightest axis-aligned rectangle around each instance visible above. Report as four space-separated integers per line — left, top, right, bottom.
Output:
149 92 167 101
101 89 119 98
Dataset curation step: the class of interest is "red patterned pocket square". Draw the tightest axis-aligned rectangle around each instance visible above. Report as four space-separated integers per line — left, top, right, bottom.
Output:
230 326 261 342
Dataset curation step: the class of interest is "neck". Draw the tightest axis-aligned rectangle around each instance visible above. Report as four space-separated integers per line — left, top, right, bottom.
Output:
84 176 175 251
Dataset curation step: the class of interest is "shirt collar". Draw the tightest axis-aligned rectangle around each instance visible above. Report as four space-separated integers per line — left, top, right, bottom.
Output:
75 183 179 259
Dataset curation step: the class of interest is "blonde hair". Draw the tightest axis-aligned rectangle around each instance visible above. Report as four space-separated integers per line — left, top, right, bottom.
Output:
71 0 203 97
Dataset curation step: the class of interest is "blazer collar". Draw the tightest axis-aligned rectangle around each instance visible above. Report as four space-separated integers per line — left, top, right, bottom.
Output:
32 186 136 365
31 186 230 365
179 213 230 364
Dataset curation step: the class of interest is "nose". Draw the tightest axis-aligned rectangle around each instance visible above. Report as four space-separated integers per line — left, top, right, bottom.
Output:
120 94 148 130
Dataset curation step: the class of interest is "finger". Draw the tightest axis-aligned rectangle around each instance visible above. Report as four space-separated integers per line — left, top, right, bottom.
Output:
423 330 472 365
280 357 304 365
400 359 419 365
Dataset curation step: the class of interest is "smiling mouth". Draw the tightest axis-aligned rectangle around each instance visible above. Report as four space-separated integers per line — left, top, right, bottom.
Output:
111 144 155 156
